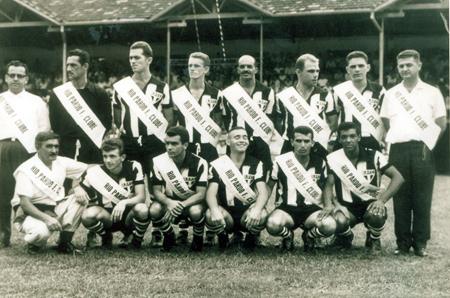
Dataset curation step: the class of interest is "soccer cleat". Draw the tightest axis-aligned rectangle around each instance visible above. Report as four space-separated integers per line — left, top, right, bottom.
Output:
162 232 176 252
150 230 163 248
414 247 428 257
394 247 410 256
190 235 204 252
177 229 189 245
217 232 229 251
229 231 244 246
204 230 216 247
242 233 258 252
130 235 143 249
281 230 294 252
27 244 41 255
118 234 132 249
86 231 99 248
301 231 315 252
334 231 354 250
365 231 381 253
101 232 113 249
57 242 83 255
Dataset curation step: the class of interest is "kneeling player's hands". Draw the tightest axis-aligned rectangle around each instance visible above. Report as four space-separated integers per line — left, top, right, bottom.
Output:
317 205 334 221
73 186 90 206
112 200 128 222
210 208 225 227
367 200 386 217
45 216 62 231
167 199 184 219
245 207 262 229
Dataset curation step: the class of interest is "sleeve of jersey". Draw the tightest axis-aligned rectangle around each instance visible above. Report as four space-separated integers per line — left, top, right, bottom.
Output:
14 171 35 198
270 162 279 182
254 161 265 183
265 88 276 115
150 165 165 186
432 87 447 119
321 160 328 179
325 90 338 116
132 161 145 185
211 90 223 114
379 90 392 118
63 157 88 180
208 167 221 184
161 83 172 108
375 151 391 173
196 159 208 187
80 173 98 202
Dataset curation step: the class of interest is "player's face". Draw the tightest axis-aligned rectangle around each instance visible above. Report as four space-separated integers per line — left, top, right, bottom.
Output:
298 60 320 88
129 48 152 74
5 66 28 94
103 149 125 173
291 132 314 157
227 129 249 153
165 135 187 159
346 57 370 82
339 128 361 153
188 57 209 80
237 56 257 79
397 57 422 80
66 56 87 81
37 139 59 164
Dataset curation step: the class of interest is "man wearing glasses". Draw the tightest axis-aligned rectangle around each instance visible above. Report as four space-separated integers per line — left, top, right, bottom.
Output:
0 60 50 248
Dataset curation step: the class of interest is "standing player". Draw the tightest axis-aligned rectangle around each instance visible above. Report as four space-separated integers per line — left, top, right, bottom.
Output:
205 126 269 251
381 50 447 256
149 126 208 252
278 54 335 159
80 138 150 249
266 126 336 251
0 60 50 248
49 49 112 164
11 131 88 254
222 55 277 173
327 122 404 252
326 51 386 151
113 41 174 246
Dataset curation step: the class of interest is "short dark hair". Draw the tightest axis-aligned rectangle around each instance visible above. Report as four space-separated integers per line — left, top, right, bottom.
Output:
35 131 60 149
101 138 124 154
337 122 361 138
290 126 314 141
346 51 369 64
130 41 153 57
397 49 421 62
6 60 29 76
68 49 90 65
166 126 189 144
189 52 210 67
295 54 319 71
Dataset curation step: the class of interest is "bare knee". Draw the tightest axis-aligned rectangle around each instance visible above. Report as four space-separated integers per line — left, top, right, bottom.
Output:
317 215 337 237
133 203 149 220
82 206 103 226
149 201 164 220
334 211 350 234
188 204 205 222
266 212 284 235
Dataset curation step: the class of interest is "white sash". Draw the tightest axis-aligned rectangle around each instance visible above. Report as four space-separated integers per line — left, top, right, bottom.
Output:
85 165 130 205
392 89 441 150
327 149 377 201
275 152 323 207
153 153 195 200
0 93 36 153
211 155 256 205
53 82 106 148
222 83 283 154
113 77 168 141
277 87 331 149
20 156 65 202
333 81 384 143
172 86 221 146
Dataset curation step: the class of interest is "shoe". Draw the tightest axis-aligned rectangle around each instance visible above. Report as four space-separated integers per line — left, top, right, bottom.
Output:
365 231 381 253
242 233 258 252
118 233 132 249
301 231 315 252
57 242 83 255
150 230 163 248
86 231 99 248
130 235 143 249
27 244 41 255
414 247 428 257
394 247 410 255
204 230 215 246
101 232 113 249
281 230 294 252
162 232 176 252
229 231 244 246
190 235 204 252
177 229 189 245
217 232 229 251
334 231 354 250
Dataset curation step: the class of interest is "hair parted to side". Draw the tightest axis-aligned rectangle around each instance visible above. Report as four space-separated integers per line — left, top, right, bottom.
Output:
337 122 361 138
290 125 314 140
295 54 319 71
396 49 421 62
101 138 124 154
189 52 210 67
346 51 369 64
68 49 90 65
166 126 190 144
130 41 153 57
35 131 60 149
6 60 29 75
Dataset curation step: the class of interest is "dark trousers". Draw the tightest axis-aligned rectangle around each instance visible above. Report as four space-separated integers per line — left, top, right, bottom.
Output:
187 142 218 163
0 140 31 246
59 136 103 164
389 141 435 250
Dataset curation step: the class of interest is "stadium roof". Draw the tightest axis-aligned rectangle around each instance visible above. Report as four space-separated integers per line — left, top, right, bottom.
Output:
1 0 447 27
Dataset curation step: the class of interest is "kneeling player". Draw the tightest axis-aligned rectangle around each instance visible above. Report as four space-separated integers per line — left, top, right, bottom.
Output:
149 126 208 252
81 138 150 249
266 126 336 251
327 122 404 252
205 127 269 251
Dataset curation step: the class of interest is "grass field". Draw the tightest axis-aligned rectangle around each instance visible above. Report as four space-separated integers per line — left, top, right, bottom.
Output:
1 176 450 297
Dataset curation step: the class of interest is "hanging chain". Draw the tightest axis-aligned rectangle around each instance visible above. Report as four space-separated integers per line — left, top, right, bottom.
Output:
190 0 202 52
215 0 227 61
